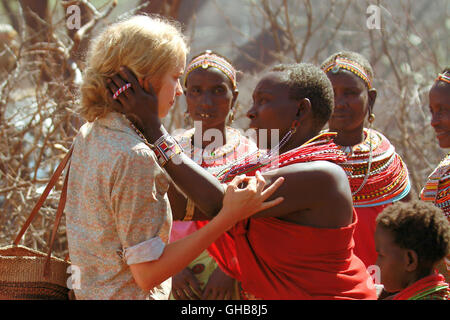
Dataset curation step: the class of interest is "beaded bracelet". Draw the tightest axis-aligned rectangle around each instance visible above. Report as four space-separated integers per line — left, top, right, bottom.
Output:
127 119 182 167
153 134 183 167
183 198 195 221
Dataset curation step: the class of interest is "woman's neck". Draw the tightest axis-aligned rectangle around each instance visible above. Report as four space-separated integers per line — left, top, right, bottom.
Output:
278 129 319 155
332 127 366 147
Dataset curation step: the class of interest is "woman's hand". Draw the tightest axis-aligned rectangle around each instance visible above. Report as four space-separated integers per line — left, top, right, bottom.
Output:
220 171 284 226
171 267 202 300
202 267 236 300
106 66 160 132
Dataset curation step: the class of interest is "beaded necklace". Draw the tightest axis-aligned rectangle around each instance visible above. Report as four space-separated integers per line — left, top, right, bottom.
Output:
333 128 410 207
216 125 299 182
420 152 450 218
176 127 258 177
216 132 344 183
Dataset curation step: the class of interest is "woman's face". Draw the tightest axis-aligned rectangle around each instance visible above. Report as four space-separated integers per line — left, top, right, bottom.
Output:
184 67 237 130
326 70 372 133
246 72 299 149
374 225 409 293
429 83 450 148
142 61 185 118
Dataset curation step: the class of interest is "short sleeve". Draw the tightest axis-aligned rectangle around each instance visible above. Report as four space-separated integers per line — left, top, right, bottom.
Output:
110 146 171 264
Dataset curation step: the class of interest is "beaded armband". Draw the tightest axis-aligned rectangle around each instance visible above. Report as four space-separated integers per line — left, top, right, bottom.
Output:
153 134 183 167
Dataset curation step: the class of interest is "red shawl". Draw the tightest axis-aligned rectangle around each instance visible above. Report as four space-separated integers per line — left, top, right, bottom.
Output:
392 274 449 300
231 212 377 300
207 133 377 299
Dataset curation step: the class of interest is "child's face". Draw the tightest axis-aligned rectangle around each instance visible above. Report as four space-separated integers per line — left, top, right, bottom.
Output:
374 225 410 293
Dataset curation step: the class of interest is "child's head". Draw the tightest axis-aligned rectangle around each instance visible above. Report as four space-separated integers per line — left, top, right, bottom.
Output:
375 200 450 293
80 15 188 122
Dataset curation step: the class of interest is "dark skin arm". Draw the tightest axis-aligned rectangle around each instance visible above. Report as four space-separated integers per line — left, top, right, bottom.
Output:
168 183 211 220
107 67 353 228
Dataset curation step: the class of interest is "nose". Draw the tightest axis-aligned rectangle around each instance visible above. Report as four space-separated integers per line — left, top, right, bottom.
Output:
334 92 346 109
247 105 257 120
200 91 214 108
175 80 183 97
430 109 443 128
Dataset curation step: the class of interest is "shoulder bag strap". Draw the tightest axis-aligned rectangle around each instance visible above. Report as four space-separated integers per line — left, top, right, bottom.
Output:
13 147 73 246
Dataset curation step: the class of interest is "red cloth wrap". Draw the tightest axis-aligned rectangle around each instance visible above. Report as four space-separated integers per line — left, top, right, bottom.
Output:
224 212 377 300
392 273 449 300
353 205 388 267
204 134 377 299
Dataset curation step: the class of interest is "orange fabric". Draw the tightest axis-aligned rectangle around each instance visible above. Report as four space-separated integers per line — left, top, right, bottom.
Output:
228 211 377 300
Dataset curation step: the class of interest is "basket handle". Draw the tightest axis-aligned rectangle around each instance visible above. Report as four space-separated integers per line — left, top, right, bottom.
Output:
13 147 73 248
44 163 70 276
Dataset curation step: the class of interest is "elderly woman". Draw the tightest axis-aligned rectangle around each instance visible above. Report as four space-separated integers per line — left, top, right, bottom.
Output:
320 51 411 270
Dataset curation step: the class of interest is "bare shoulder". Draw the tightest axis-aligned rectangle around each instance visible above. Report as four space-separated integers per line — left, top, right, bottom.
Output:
265 160 349 189
260 161 353 228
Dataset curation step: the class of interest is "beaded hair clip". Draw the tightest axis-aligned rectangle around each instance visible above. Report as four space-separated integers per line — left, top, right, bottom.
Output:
184 50 237 90
322 57 373 89
436 72 450 84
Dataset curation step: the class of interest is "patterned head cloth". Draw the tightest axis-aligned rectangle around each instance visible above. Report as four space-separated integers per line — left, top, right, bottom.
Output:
322 56 373 89
184 50 237 90
435 71 450 84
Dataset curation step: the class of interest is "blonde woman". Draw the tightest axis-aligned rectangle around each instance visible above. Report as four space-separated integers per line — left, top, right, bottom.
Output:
65 15 284 300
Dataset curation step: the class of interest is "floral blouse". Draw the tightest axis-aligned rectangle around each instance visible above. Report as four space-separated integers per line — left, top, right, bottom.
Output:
65 112 172 300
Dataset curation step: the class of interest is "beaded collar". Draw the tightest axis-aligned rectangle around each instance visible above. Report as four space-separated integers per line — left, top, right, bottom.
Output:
176 127 242 163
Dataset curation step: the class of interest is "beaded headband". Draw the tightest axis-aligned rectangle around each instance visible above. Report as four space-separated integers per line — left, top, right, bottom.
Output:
184 50 237 90
436 72 450 84
322 57 373 89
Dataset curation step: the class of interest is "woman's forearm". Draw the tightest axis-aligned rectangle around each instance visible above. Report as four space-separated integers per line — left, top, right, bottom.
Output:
129 207 234 292
143 123 225 218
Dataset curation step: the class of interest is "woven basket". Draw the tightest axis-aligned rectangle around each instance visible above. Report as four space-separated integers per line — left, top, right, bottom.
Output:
0 245 70 300
0 148 73 300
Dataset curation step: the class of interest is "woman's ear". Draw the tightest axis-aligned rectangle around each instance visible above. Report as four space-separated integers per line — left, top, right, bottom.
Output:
368 88 377 114
296 97 312 119
404 249 419 272
231 89 239 108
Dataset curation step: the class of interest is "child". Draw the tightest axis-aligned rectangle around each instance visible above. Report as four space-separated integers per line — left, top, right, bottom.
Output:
375 200 450 300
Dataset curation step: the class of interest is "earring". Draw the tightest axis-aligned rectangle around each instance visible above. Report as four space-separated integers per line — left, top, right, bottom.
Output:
227 109 235 126
184 110 192 127
368 113 375 124
290 119 300 133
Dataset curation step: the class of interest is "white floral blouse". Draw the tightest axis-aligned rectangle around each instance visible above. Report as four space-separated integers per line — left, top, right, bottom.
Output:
65 112 172 300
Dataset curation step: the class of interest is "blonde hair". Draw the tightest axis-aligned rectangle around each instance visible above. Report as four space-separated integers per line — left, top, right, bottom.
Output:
80 15 188 122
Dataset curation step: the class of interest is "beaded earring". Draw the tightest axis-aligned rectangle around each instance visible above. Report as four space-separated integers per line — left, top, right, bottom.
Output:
291 119 300 133
183 110 192 127
227 109 235 125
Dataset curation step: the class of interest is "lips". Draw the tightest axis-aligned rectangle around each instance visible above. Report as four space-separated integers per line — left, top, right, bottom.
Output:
435 131 450 139
331 112 349 118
